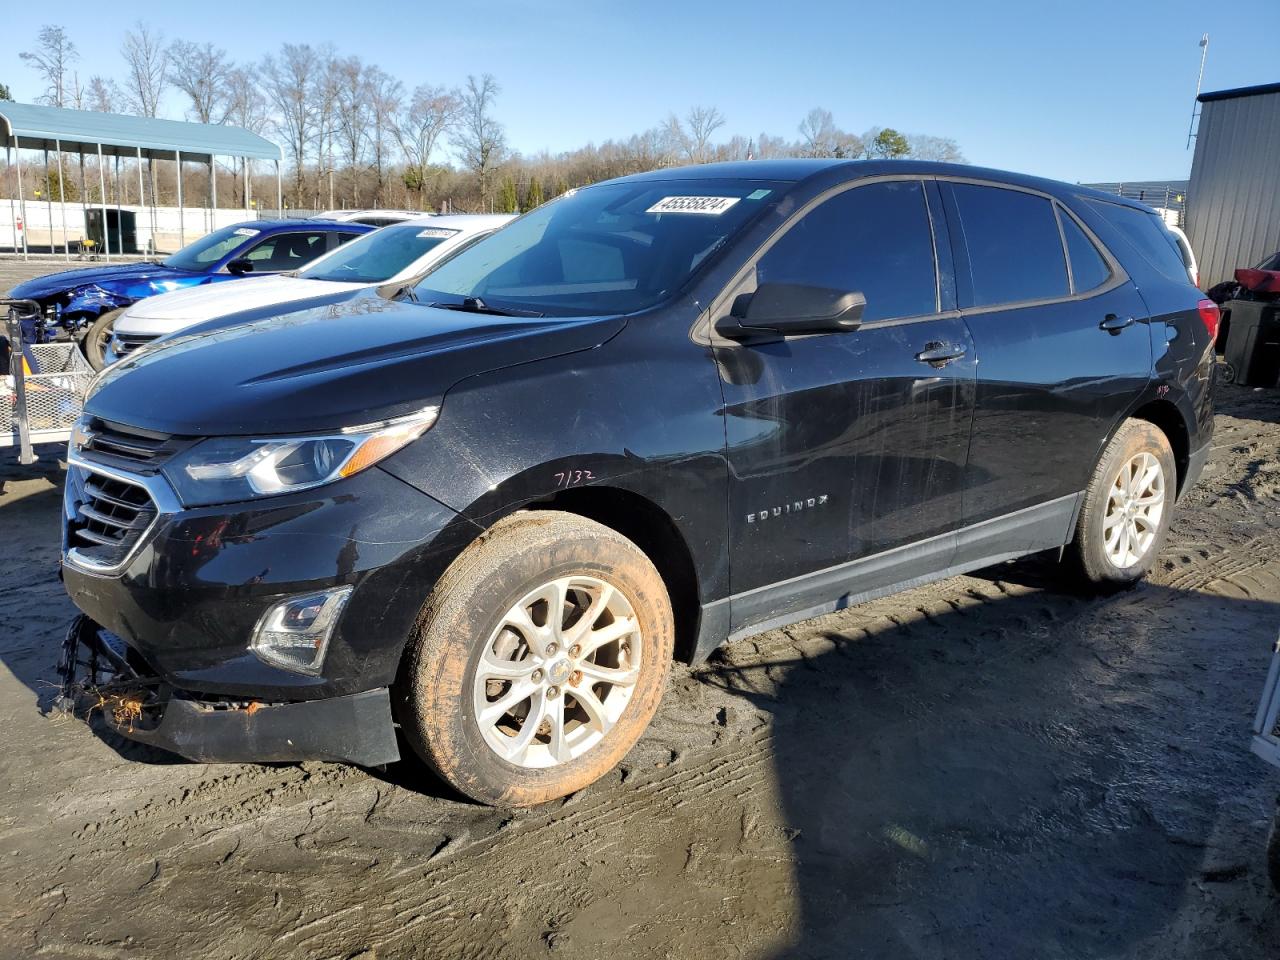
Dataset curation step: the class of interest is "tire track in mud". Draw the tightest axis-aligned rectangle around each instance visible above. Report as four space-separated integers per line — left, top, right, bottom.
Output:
286 731 779 957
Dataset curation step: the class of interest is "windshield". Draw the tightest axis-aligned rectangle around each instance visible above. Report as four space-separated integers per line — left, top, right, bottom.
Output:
163 224 262 271
300 224 457 283
412 179 784 317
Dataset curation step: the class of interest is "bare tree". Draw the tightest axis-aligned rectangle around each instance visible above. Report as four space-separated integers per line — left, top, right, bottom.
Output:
366 66 403 207
19 25 78 108
169 41 232 124
225 67 268 133
121 22 169 117
907 134 965 163
332 57 371 206
261 44 324 203
86 76 119 113
455 74 506 204
396 84 459 207
224 65 269 206
683 105 726 163
798 108 837 157
312 49 341 208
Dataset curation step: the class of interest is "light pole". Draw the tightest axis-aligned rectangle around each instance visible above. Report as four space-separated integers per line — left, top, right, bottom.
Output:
1186 33 1210 150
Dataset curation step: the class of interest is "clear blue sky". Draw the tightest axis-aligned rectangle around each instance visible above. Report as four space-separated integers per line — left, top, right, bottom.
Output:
6 0 1276 183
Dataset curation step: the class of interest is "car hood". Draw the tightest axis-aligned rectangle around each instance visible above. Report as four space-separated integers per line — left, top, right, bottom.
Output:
117 275 366 335
7 262 199 300
86 293 627 436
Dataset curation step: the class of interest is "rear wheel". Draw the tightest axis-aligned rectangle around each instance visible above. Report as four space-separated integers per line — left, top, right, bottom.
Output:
82 308 124 370
393 512 674 807
1067 418 1175 587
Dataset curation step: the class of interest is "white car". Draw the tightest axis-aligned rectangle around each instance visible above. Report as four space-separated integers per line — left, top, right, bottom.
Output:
106 214 514 363
1165 224 1199 288
311 209 422 226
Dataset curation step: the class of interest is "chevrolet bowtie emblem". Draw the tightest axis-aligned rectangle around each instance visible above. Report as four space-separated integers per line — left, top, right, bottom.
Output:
71 420 94 451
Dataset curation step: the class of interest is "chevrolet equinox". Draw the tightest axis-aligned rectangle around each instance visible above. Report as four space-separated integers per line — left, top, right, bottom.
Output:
59 160 1216 806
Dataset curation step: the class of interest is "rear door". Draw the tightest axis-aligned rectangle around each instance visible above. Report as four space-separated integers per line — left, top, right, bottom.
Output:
715 178 976 635
941 181 1152 564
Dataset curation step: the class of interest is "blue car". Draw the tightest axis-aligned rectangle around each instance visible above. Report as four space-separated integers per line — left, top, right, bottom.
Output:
5 219 374 368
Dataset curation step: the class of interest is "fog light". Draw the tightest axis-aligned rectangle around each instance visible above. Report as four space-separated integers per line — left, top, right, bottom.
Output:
251 586 352 675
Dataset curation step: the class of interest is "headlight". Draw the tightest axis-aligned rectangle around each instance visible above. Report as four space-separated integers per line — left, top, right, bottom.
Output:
161 406 439 507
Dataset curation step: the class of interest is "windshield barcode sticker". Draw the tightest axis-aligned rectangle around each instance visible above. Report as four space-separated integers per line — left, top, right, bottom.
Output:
233 228 260 237
646 196 741 215
417 228 456 238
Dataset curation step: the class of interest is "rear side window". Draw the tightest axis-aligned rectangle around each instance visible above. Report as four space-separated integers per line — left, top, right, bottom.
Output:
1058 211 1111 293
950 183 1068 307
756 180 938 322
1086 201 1188 285
242 231 332 271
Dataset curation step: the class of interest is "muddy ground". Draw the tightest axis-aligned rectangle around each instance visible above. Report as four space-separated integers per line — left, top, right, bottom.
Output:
2 258 1280 959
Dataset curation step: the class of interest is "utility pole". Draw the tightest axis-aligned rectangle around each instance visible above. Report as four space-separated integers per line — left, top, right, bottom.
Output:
1186 33 1210 149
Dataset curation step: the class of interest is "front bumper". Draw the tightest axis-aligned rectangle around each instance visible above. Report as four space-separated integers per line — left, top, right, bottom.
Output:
58 615 400 765
61 455 476 701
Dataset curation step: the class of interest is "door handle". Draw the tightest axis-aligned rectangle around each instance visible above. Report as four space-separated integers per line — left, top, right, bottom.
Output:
1100 314 1134 333
915 341 967 367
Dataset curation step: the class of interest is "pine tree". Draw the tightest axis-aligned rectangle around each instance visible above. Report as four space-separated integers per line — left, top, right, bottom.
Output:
498 175 518 214
524 177 544 211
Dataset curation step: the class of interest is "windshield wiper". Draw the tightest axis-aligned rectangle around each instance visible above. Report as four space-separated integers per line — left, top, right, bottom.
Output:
426 296 543 318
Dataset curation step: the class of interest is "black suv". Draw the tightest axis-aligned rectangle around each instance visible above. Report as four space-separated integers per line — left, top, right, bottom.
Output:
60 161 1216 806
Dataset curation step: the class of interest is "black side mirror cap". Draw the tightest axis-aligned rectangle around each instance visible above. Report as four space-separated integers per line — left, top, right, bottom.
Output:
227 258 254 275
715 283 865 340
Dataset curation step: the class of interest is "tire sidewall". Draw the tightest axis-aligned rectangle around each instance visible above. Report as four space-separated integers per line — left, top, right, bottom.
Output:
83 308 123 371
1080 421 1175 585
400 517 674 806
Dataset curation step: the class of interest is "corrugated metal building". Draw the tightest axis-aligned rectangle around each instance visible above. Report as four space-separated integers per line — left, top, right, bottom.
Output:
1186 82 1280 287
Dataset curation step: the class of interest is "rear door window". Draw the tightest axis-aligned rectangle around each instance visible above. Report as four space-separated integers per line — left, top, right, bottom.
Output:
949 183 1069 307
1058 210 1111 293
241 231 332 271
755 180 938 322
1085 201 1189 285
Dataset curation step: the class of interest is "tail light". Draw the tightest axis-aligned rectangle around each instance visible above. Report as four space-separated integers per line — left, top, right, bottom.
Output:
1234 268 1280 293
1197 299 1220 340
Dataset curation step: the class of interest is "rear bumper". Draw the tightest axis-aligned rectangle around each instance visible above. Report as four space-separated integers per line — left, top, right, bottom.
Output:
58 614 400 766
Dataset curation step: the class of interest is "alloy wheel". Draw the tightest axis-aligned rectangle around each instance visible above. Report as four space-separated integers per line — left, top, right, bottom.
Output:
472 575 641 769
1103 451 1166 568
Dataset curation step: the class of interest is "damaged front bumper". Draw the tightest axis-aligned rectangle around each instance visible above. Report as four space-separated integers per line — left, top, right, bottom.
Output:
57 615 400 766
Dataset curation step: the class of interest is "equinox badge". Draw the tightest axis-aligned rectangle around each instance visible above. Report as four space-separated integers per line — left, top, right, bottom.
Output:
746 494 829 523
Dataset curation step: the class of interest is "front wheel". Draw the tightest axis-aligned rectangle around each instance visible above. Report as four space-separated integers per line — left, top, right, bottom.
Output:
393 512 674 807
82 308 124 370
1067 418 1176 588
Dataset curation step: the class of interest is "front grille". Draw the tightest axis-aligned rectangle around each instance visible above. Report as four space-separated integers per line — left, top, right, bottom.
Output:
78 417 185 468
66 467 158 569
112 333 157 357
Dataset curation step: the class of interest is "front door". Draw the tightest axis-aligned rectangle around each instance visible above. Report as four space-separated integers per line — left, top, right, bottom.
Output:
715 179 976 637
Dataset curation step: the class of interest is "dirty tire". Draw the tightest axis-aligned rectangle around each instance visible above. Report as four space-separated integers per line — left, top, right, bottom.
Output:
1067 418 1176 589
82 308 123 370
393 511 674 807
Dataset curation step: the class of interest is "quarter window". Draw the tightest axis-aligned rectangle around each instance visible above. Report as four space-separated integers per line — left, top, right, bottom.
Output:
1058 210 1111 293
755 180 938 322
950 184 1069 307
1086 200 1190 285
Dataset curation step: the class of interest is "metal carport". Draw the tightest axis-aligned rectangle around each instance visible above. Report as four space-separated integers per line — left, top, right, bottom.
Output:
0 102 282 260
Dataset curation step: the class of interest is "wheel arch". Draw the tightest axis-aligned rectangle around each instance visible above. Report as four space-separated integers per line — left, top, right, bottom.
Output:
524 486 703 664
1127 397 1192 495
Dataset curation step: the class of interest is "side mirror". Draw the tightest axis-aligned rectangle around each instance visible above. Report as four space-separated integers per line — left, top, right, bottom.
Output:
715 283 865 340
227 258 254 275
